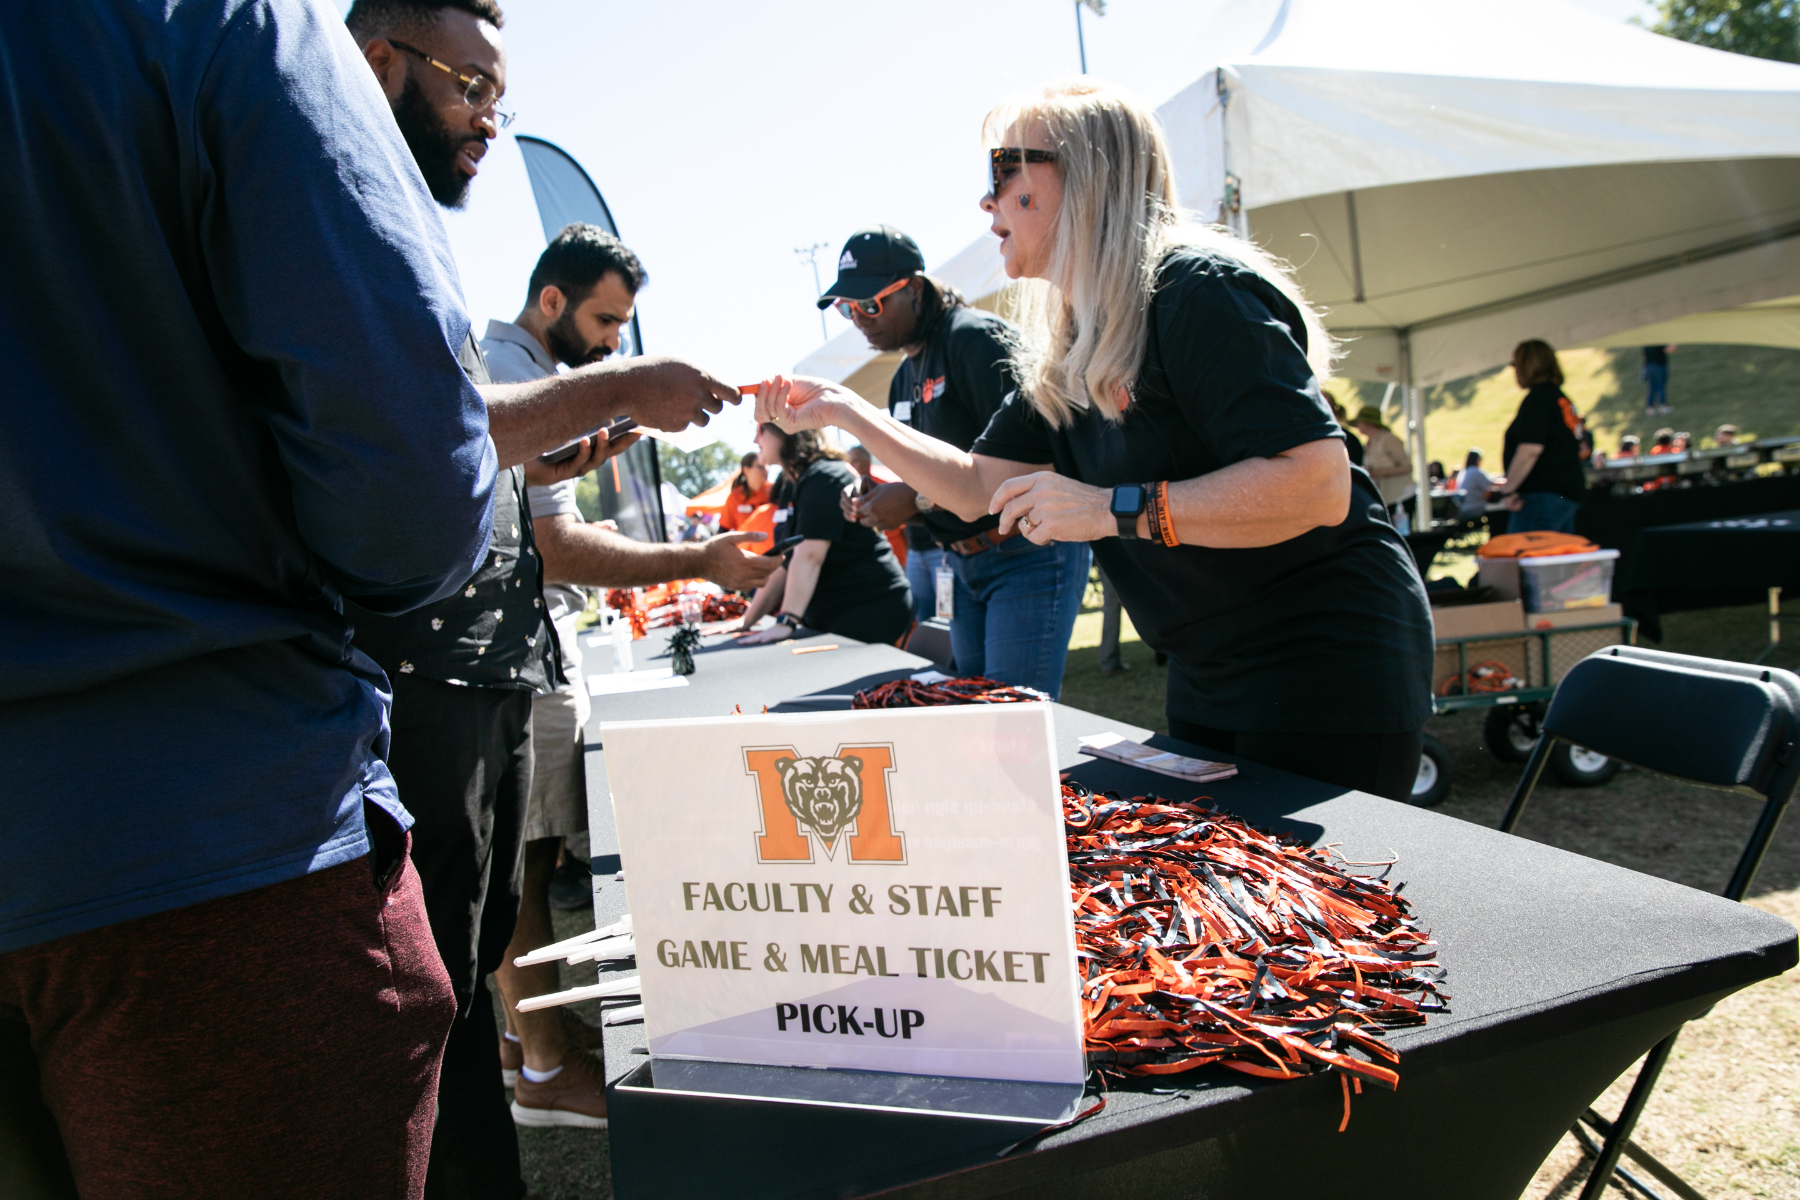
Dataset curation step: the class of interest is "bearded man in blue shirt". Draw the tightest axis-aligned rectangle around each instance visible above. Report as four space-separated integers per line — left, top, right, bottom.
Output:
0 1 739 1195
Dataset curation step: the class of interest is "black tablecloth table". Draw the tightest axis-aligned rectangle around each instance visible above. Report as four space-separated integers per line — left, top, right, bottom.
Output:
1614 509 1800 641
575 628 1795 1200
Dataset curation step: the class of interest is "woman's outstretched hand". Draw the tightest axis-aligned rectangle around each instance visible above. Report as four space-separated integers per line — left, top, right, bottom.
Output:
751 375 859 432
990 472 1115 543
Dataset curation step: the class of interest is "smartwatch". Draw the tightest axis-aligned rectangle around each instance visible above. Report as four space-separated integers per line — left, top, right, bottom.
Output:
775 612 804 629
1110 483 1147 539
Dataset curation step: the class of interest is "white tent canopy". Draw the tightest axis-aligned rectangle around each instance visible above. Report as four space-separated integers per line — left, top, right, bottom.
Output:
798 0 1800 522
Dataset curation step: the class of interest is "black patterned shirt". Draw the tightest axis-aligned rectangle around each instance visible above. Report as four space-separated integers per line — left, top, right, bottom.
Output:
344 335 560 691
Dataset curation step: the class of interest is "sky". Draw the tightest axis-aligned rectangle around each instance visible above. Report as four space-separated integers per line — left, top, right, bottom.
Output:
332 0 1656 452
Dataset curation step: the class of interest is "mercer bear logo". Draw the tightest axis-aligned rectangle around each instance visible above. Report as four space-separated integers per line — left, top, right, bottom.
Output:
775 755 863 849
745 745 905 864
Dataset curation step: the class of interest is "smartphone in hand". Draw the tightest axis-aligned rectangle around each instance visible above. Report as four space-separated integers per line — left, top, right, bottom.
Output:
539 417 638 465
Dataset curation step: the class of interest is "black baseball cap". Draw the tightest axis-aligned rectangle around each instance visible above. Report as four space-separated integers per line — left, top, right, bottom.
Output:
817 226 925 309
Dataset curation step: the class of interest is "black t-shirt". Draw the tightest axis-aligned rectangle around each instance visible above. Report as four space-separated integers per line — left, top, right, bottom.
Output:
970 249 1432 734
1503 384 1588 502
346 334 559 691
783 458 909 628
887 306 1015 546
1643 345 1669 367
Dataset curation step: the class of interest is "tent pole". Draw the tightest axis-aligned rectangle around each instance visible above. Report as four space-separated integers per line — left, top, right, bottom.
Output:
1398 332 1429 533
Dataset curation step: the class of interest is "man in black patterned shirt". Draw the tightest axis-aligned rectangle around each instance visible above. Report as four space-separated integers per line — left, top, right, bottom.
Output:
343 2 742 1195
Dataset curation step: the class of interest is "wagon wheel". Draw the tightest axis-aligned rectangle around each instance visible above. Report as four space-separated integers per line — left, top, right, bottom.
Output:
1483 704 1542 765
1410 733 1454 807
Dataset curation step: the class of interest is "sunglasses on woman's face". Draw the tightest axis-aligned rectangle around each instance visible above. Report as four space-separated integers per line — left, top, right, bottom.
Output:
832 277 910 320
988 147 1058 198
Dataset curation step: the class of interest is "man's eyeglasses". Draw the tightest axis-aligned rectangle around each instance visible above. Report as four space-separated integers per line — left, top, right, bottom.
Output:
989 147 1058 198
832 277 911 320
389 39 516 128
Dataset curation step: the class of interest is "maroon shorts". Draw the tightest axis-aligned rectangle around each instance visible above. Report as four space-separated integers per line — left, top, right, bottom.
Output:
0 833 455 1200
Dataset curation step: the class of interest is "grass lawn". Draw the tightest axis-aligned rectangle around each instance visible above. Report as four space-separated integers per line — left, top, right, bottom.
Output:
510 596 1800 1199
1330 343 1800 469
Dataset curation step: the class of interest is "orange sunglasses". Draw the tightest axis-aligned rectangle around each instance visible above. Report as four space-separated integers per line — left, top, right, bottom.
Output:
832 277 911 320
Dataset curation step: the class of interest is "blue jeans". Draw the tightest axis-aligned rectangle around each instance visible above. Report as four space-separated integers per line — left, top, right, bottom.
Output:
903 545 946 626
947 538 1089 700
1511 491 1579 534
1642 362 1668 411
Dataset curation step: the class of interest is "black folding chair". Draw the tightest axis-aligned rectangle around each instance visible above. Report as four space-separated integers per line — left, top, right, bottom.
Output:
1499 645 1800 1200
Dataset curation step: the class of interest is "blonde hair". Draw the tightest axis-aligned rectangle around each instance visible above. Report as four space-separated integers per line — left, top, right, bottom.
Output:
984 80 1335 427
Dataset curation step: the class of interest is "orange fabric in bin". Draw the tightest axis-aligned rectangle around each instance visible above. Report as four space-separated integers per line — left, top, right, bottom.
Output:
1478 531 1599 559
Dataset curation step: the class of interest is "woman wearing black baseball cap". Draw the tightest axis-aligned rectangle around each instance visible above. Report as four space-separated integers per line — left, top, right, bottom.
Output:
754 80 1433 801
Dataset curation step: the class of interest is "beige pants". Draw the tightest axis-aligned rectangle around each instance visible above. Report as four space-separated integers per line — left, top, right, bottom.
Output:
524 680 587 842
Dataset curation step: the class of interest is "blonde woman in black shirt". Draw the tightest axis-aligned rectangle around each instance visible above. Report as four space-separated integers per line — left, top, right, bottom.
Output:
754 80 1432 800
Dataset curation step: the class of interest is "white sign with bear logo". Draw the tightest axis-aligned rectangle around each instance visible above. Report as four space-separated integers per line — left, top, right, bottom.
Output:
601 704 1084 1086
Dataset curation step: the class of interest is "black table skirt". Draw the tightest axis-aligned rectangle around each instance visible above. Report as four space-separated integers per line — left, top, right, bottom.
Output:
1576 474 1800 638
578 628 1796 1200
1614 509 1800 641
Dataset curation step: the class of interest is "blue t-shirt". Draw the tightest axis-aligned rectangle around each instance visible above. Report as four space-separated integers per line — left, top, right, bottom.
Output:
0 0 497 952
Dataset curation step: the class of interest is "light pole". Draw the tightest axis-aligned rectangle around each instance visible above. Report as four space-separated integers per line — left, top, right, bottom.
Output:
795 242 830 341
1075 0 1106 74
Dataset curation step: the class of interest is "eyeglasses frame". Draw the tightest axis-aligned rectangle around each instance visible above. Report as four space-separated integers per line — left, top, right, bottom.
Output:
988 147 1058 199
832 276 913 321
387 39 515 129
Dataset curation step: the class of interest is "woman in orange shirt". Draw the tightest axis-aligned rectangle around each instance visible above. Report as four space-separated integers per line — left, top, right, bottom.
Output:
720 451 772 535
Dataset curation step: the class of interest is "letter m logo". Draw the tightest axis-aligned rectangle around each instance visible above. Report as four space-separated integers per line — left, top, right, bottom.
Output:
744 744 905 864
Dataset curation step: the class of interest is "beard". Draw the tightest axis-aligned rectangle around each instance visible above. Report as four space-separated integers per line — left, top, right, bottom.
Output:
391 73 480 209
545 307 614 367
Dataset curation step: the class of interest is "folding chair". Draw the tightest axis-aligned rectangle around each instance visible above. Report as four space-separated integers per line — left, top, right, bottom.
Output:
1499 645 1800 1200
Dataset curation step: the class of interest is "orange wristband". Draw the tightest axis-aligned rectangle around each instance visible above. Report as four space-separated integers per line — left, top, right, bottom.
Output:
1152 481 1179 547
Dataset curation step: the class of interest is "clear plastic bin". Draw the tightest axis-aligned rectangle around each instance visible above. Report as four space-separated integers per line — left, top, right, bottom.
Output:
1518 549 1619 613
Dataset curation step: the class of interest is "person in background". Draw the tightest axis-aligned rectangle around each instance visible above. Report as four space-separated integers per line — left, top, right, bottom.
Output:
1672 431 1692 453
342 4 744 1196
1095 565 1129 676
756 79 1433 800
845 443 874 477
1619 433 1642 457
1715 423 1740 448
1642 344 1672 415
1 0 498 1192
1352 405 1415 531
828 226 1088 698
1427 460 1447 487
722 451 772 531
1490 339 1588 534
1325 393 1365 466
737 425 912 646
1454 449 1494 521
478 224 778 1132
846 442 911 569
720 450 779 552
1649 427 1677 454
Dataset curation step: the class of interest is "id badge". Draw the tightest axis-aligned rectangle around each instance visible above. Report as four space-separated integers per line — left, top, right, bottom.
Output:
934 564 955 621
892 400 913 422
